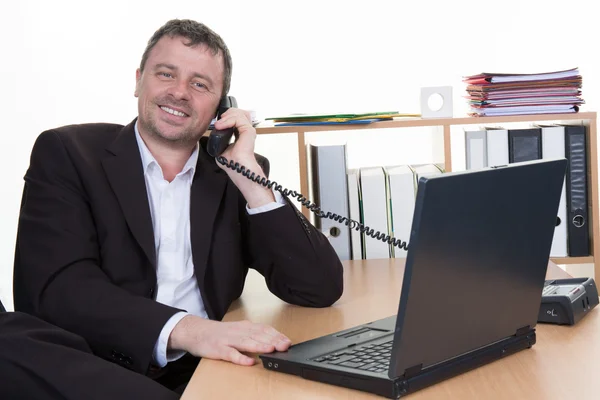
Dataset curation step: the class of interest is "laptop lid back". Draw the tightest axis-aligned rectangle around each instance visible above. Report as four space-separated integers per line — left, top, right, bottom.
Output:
390 159 567 378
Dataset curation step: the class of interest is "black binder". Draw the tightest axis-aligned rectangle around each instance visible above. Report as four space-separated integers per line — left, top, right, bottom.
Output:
508 128 542 163
563 125 590 256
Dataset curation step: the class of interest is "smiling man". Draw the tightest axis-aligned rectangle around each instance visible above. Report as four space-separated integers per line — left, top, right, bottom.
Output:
12 19 343 396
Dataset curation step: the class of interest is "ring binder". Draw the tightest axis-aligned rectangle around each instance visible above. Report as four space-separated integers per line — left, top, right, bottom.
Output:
563 124 590 256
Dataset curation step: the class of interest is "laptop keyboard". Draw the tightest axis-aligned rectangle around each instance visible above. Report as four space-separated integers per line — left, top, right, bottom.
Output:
311 339 393 373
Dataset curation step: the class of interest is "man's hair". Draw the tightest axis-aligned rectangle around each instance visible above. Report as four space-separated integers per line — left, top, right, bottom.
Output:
140 19 233 96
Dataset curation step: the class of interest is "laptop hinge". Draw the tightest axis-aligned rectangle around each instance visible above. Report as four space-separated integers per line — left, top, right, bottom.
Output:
515 325 531 337
403 363 423 379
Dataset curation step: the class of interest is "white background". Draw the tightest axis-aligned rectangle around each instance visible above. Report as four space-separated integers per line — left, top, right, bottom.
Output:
1 0 598 310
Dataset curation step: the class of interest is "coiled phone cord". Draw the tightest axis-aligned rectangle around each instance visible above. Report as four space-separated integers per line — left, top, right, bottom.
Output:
216 156 409 251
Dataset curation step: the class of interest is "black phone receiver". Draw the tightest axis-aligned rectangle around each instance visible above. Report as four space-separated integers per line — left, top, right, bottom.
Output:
207 96 238 157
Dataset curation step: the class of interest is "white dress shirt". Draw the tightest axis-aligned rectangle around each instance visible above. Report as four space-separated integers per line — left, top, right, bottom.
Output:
134 123 285 367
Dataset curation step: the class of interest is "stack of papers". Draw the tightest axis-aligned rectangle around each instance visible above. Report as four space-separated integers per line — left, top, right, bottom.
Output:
463 68 584 117
265 112 420 126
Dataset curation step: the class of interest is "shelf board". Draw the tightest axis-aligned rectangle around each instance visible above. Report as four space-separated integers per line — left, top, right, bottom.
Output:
550 256 594 265
255 112 597 135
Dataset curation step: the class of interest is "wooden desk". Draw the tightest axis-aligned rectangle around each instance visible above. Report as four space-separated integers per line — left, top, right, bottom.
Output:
182 260 600 399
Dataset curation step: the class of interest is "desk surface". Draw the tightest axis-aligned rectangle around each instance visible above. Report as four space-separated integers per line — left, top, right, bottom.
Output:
182 259 599 399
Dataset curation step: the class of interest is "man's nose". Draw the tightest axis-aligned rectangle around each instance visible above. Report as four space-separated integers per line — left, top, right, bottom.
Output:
167 78 190 101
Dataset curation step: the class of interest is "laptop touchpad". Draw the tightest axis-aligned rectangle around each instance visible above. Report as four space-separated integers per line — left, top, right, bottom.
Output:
336 327 390 340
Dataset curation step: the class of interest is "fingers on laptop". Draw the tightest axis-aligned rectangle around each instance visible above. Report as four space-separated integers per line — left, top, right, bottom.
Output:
248 323 292 352
209 320 292 365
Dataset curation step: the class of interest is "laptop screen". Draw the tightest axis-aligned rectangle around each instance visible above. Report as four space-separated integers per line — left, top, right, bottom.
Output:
390 159 566 377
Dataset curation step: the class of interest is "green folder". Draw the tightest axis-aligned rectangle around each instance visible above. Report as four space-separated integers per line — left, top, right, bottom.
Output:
266 111 403 122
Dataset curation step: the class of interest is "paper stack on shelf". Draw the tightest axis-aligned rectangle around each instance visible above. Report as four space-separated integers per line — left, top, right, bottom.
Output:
463 68 584 117
264 111 420 126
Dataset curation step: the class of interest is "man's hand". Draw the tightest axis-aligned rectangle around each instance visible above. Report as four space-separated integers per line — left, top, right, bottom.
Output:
168 315 292 365
213 108 275 208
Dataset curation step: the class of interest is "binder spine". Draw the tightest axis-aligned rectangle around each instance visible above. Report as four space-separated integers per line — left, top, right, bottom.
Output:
465 130 487 169
540 125 568 257
508 128 542 163
308 144 352 260
564 125 590 256
486 128 509 168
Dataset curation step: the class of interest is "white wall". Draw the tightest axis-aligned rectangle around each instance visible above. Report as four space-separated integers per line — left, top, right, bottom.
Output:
1 0 598 310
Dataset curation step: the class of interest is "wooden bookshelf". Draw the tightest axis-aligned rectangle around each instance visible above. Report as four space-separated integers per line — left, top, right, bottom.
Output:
255 112 599 283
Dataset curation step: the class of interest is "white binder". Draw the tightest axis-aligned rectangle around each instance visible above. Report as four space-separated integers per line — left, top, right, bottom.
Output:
307 143 351 260
411 163 444 181
386 165 416 258
359 167 391 259
465 129 487 170
485 127 509 167
347 169 363 260
539 125 568 257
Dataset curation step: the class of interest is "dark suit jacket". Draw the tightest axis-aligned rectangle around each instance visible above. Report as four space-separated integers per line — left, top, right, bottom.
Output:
0 312 179 400
13 119 343 374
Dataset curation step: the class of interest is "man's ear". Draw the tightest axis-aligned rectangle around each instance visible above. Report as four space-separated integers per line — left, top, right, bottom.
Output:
134 69 142 97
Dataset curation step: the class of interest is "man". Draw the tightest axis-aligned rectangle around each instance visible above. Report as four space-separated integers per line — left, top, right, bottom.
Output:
13 19 343 394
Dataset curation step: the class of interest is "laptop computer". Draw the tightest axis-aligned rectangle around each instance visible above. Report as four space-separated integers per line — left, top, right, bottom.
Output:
260 159 567 398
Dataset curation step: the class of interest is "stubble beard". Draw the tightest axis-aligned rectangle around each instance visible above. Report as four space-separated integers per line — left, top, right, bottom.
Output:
140 108 203 150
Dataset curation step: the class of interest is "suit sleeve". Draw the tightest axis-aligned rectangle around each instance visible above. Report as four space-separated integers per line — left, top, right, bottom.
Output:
241 192 344 308
0 312 180 400
13 130 181 374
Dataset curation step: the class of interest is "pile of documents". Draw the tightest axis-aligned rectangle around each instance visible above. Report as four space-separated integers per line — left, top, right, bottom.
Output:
463 68 584 116
265 112 420 126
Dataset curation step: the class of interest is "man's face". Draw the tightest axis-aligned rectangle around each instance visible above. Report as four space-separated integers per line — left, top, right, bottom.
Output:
135 35 224 146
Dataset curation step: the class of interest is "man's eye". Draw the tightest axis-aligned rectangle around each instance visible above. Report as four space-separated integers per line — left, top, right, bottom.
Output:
193 82 206 89
159 72 173 78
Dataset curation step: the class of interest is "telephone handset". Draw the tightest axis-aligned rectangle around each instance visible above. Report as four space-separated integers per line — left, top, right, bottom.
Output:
208 96 408 252
207 96 238 158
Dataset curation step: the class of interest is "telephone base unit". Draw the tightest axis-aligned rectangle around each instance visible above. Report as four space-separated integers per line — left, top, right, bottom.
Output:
538 277 598 325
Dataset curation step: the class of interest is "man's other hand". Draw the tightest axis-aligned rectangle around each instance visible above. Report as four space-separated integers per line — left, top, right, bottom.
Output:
168 315 292 365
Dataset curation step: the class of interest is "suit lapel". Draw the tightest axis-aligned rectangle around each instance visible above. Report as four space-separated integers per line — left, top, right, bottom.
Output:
101 120 156 268
190 138 228 301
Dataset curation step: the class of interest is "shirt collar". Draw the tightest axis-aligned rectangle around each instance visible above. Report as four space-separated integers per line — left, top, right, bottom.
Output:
134 120 199 179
